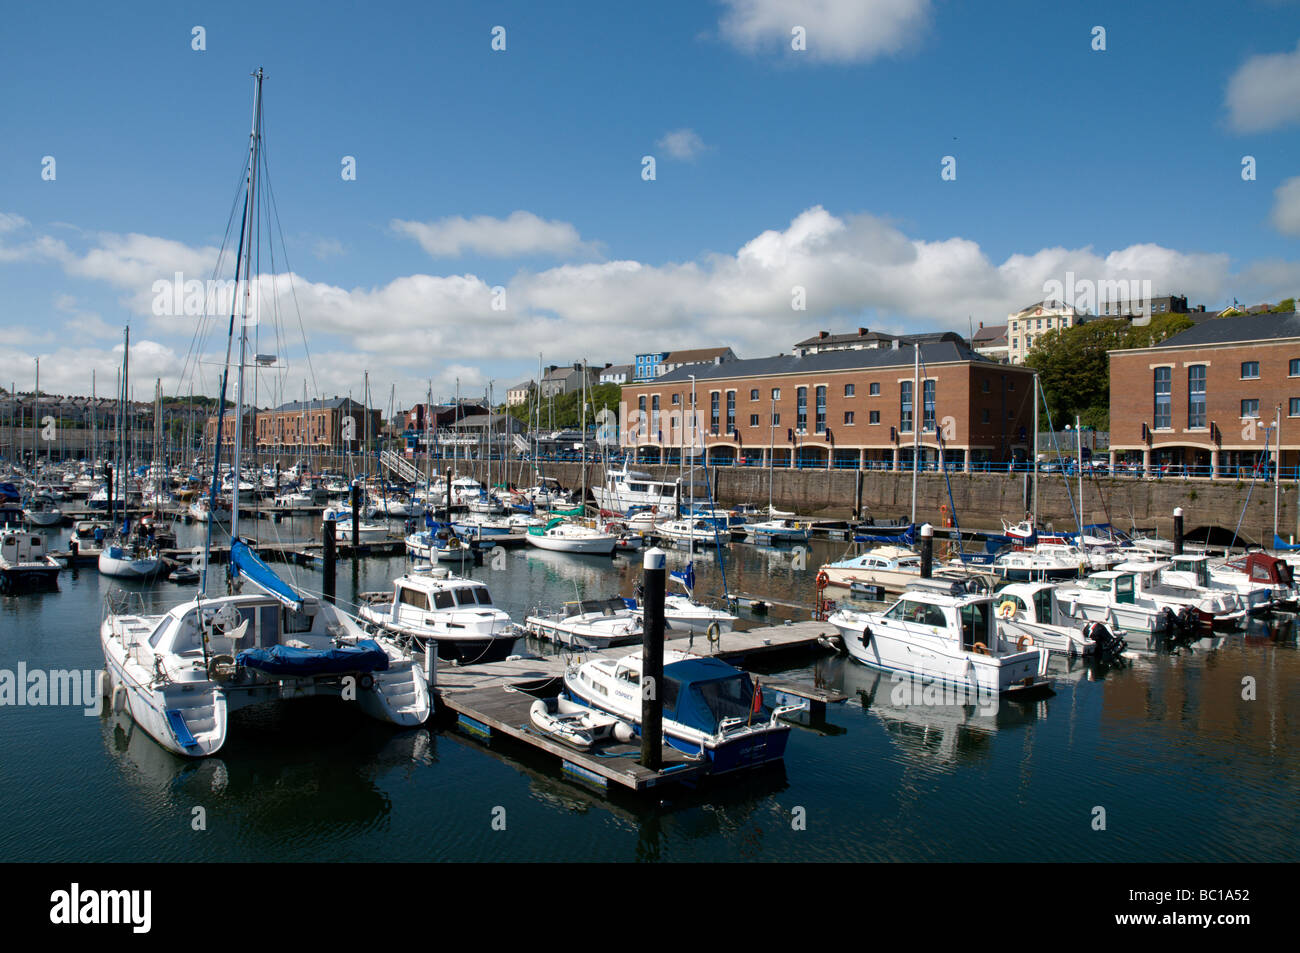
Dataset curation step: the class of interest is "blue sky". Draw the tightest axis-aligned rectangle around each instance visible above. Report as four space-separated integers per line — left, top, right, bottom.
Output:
3 0 1300 407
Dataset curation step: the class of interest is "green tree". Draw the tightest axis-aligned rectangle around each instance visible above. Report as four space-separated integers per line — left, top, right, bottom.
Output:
507 382 622 429
1023 313 1193 430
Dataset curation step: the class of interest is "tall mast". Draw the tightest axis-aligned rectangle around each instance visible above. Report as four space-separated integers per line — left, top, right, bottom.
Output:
229 66 263 547
1032 373 1040 525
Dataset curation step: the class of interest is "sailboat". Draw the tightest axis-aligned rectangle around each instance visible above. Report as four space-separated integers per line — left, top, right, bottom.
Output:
100 69 428 757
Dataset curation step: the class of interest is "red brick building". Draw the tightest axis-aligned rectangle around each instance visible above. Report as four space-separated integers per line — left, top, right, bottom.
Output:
619 341 1037 469
1108 312 1300 476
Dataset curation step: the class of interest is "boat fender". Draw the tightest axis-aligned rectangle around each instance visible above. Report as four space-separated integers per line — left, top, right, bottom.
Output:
997 600 1017 619
706 622 721 645
859 626 871 647
613 721 635 744
111 682 127 714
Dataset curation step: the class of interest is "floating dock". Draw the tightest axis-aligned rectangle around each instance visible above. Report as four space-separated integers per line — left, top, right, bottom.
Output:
430 620 844 792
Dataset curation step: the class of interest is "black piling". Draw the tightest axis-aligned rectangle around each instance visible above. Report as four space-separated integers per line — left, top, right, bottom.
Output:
322 516 337 604
1173 507 1184 556
350 481 360 551
443 467 452 524
919 522 934 578
106 464 114 522
640 547 666 771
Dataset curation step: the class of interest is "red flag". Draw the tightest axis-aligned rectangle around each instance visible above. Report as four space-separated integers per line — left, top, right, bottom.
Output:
751 678 763 713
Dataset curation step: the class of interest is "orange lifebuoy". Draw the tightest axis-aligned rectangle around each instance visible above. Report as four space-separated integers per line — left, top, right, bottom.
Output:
972 642 990 656
816 570 830 590
1016 634 1034 650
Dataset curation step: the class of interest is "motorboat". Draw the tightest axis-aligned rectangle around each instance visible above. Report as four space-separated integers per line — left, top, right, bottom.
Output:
525 518 616 555
524 597 643 648
563 650 798 773
990 547 1086 581
654 517 724 547
0 528 62 592
829 577 1054 698
405 526 479 563
359 567 521 664
528 696 634 750
1163 553 1275 615
1215 551 1296 609
820 545 991 597
629 561 737 634
990 581 1128 660
102 541 429 758
590 461 682 516
23 495 63 527
1112 559 1246 629
746 518 811 543
189 497 232 523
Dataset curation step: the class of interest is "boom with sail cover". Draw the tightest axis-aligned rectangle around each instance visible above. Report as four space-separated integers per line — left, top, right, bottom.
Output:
230 539 303 612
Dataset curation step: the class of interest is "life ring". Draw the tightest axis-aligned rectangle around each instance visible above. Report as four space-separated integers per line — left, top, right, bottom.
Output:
997 600 1018 619
971 642 990 656
816 570 830 590
1016 634 1034 650
706 622 721 644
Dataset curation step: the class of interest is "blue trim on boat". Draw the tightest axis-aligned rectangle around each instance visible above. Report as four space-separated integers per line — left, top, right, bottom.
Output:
165 709 199 749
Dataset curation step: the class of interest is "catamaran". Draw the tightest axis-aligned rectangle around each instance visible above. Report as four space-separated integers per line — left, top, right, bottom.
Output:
99 69 428 757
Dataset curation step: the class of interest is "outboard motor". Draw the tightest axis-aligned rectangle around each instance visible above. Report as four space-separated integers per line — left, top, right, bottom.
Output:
1176 606 1197 638
1085 621 1126 664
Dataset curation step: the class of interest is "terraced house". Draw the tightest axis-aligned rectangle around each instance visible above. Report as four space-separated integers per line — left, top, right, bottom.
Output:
1108 311 1300 476
619 340 1037 470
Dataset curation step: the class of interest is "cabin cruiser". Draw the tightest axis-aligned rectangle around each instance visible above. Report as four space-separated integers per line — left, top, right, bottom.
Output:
189 497 232 523
69 519 111 559
990 581 1128 660
591 462 682 516
1214 551 1296 609
0 528 62 592
563 649 798 773
990 547 1085 581
525 518 617 555
654 517 724 547
524 597 643 648
405 524 480 563
359 567 520 664
1111 559 1246 629
1162 554 1275 615
828 577 1053 697
628 562 738 635
820 545 991 597
101 541 429 757
746 518 810 543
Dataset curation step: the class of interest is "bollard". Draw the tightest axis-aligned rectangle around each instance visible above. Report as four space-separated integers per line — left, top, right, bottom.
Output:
1173 507 1184 556
350 481 360 552
640 547 666 770
424 639 436 687
444 467 452 524
322 517 337 603
106 464 114 522
919 523 934 578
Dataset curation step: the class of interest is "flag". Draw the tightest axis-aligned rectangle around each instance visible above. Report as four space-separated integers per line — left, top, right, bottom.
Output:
751 678 763 714
670 561 695 592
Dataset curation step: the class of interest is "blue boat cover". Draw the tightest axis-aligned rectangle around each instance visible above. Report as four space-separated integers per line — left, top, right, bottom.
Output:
854 524 916 545
662 656 758 735
1274 534 1300 552
231 538 303 612
236 638 389 676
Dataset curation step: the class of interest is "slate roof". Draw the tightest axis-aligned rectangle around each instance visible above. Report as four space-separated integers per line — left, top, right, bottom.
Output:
1151 311 1300 349
664 347 732 363
638 341 1014 385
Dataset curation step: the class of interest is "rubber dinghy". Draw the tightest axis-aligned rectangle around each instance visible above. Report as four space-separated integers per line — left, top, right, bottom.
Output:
528 696 634 751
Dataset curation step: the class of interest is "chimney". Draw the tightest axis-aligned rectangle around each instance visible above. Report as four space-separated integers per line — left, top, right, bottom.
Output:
818 330 828 339
978 321 984 329
857 327 867 336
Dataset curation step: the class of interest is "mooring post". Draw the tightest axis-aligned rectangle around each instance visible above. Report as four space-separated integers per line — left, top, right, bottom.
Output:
323 516 337 603
106 463 114 522
854 468 863 522
350 480 360 552
424 638 436 687
1173 507 1184 555
641 547 666 771
444 467 452 524
919 522 934 578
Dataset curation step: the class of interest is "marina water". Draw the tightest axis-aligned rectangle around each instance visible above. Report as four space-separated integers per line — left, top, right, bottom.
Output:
1 515 1296 862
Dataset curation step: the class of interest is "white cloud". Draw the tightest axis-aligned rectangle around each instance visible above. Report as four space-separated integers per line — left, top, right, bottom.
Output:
0 212 28 234
392 211 593 259
1226 40 1300 133
1272 176 1300 235
312 238 346 260
7 205 1300 409
657 128 710 161
718 0 931 63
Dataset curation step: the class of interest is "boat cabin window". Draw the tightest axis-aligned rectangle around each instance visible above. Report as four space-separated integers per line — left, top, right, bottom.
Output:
959 601 990 650
399 587 430 611
473 588 492 605
1034 588 1053 621
1083 576 1111 591
615 665 639 685
886 599 946 627
453 588 478 606
433 590 455 609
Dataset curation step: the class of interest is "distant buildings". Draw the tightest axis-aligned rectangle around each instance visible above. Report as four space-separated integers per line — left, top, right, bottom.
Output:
1006 300 1092 365
207 396 381 451
506 381 533 407
599 364 633 385
540 363 600 398
793 328 963 357
971 323 1009 363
